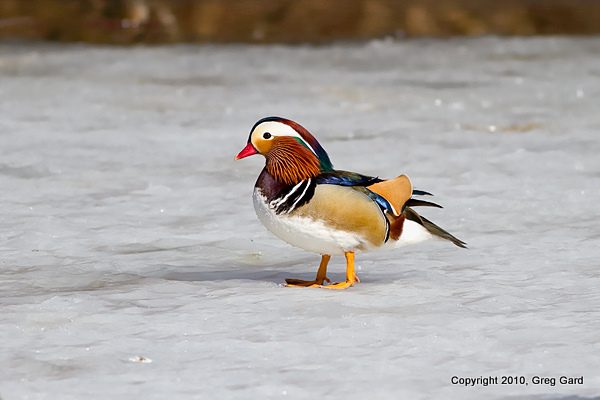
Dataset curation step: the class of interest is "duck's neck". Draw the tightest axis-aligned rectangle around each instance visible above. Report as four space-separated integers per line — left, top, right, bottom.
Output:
265 137 322 185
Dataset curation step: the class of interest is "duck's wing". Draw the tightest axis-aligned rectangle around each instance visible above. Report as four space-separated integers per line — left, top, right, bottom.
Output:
315 170 397 215
316 170 443 217
316 171 416 217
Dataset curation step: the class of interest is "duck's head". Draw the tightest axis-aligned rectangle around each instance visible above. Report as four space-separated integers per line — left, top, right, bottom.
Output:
235 117 333 185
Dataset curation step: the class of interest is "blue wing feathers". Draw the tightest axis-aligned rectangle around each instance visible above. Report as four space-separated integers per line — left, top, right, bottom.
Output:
315 170 380 186
364 189 396 215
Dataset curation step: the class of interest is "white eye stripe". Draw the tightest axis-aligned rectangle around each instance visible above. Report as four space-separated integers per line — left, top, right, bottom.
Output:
253 121 318 156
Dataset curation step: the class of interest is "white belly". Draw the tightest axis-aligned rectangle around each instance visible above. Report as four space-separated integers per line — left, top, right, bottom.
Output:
253 189 369 255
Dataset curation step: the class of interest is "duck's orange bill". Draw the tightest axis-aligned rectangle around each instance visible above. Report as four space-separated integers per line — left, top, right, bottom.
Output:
235 143 258 160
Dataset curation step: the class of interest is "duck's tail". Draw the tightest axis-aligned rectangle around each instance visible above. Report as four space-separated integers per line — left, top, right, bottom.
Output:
403 206 467 248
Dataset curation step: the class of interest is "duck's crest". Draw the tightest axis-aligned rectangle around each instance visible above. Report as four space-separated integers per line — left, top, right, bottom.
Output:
254 116 334 172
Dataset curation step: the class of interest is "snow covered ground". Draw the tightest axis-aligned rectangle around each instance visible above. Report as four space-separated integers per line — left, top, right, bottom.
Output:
1 36 599 399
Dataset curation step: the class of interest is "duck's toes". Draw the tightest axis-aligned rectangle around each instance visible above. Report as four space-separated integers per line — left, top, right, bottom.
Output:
284 276 359 289
284 276 331 287
319 279 356 290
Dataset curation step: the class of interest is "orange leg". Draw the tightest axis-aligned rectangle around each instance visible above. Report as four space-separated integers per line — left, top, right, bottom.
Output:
321 252 360 290
285 255 332 287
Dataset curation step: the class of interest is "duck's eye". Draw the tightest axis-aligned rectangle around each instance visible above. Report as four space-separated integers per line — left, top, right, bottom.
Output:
262 132 272 139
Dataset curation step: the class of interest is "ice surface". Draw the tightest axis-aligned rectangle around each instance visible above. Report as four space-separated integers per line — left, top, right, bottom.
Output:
1 37 599 399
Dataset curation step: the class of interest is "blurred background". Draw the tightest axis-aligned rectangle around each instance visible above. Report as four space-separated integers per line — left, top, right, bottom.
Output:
1 0 600 44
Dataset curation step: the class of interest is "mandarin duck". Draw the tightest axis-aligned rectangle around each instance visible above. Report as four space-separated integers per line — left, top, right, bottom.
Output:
235 117 466 289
